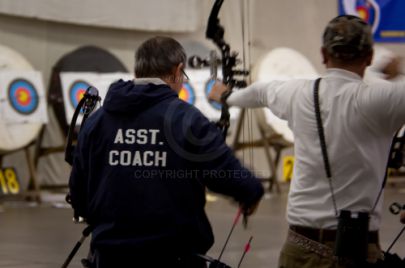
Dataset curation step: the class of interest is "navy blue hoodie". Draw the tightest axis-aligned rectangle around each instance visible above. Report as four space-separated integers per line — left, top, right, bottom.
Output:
69 79 263 256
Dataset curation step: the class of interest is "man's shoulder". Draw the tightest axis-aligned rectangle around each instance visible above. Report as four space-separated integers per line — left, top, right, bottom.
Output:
78 108 105 134
170 99 210 120
167 99 219 137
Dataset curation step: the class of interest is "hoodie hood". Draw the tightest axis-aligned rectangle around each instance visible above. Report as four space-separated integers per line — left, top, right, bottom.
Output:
103 79 178 114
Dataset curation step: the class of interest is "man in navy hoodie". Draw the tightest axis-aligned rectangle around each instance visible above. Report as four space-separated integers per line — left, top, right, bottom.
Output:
69 36 264 268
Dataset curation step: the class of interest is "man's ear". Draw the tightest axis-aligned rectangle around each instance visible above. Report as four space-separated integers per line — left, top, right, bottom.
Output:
175 63 184 76
365 49 374 67
168 63 183 82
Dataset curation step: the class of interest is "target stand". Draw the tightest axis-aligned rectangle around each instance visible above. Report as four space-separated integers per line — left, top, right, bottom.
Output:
0 145 42 203
231 108 292 193
1 76 46 202
32 46 129 191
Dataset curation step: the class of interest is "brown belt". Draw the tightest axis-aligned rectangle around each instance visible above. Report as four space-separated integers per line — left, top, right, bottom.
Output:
287 229 334 258
289 225 379 244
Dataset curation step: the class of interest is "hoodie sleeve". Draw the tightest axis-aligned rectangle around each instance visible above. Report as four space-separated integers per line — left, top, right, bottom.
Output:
187 112 264 207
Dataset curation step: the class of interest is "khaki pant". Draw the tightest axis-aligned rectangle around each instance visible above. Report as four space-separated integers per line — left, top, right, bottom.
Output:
278 236 382 268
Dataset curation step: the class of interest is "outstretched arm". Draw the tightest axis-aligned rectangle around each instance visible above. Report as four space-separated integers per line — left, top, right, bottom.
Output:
187 112 264 213
209 80 286 108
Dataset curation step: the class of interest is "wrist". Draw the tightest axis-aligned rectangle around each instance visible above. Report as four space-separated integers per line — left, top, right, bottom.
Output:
220 89 232 105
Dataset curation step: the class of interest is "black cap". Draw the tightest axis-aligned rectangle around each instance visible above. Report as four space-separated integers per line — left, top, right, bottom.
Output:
323 15 373 60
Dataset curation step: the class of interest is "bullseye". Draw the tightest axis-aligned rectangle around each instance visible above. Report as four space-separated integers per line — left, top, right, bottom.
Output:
178 82 196 105
69 80 91 109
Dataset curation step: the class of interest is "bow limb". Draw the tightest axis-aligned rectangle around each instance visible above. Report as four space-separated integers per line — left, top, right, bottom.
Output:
206 0 248 138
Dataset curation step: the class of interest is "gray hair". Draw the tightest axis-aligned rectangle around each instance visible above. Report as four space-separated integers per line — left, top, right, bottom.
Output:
135 36 187 78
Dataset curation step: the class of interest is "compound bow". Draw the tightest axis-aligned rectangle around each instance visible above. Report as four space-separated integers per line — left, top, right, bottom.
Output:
190 0 249 138
197 1 254 267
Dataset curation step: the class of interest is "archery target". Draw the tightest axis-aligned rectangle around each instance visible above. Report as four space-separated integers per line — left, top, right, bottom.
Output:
1 71 48 125
179 82 196 105
7 79 39 115
205 79 222 111
253 47 319 143
0 45 33 71
69 80 91 110
174 68 239 122
0 44 45 152
60 72 133 125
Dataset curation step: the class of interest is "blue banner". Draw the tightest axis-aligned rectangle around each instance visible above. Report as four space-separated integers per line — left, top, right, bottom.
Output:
338 0 405 42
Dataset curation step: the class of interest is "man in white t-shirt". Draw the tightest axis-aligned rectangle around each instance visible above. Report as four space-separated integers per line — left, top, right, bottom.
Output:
210 15 405 267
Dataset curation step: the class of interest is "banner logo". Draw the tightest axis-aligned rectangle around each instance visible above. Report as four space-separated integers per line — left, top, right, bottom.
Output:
338 0 405 42
355 0 378 30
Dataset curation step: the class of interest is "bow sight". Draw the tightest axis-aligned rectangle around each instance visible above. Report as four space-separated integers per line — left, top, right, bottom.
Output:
189 0 249 138
206 0 249 89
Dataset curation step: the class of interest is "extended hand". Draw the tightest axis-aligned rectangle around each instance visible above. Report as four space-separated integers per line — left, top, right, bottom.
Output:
208 81 230 103
240 201 260 216
383 56 402 80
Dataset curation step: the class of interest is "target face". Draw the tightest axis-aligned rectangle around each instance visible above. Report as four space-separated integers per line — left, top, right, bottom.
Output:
7 79 39 115
178 82 196 105
205 79 222 110
69 80 91 109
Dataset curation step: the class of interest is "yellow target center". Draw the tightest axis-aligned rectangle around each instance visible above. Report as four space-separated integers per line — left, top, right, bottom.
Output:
19 91 29 102
179 88 187 101
78 91 85 100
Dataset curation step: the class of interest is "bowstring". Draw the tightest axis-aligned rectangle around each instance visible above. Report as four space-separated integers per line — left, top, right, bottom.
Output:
240 0 254 171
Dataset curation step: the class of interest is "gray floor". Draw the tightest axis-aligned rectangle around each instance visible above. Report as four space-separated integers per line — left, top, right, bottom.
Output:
0 183 404 268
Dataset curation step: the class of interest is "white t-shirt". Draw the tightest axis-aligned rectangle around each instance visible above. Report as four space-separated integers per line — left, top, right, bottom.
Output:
227 68 405 230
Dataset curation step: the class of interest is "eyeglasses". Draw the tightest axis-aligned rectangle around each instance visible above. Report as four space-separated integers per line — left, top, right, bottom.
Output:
181 69 190 81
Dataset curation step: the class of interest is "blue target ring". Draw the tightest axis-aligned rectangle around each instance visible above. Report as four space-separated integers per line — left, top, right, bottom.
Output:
8 79 39 115
205 79 222 110
69 80 91 110
179 82 196 105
